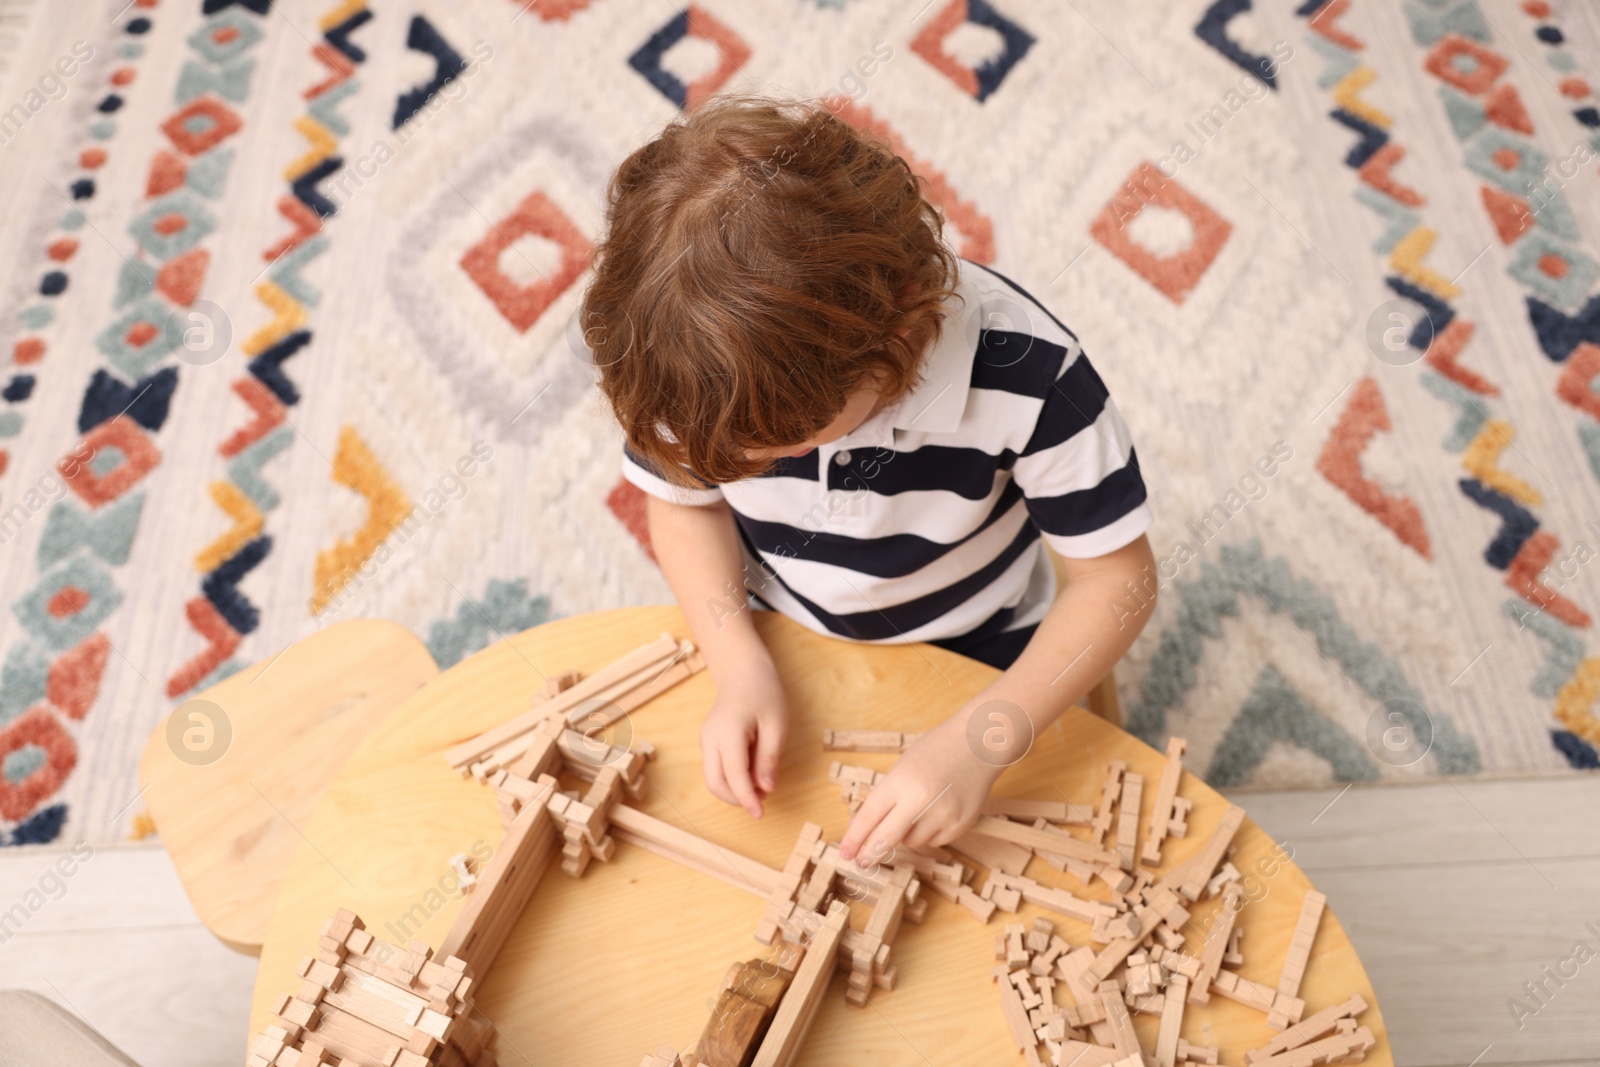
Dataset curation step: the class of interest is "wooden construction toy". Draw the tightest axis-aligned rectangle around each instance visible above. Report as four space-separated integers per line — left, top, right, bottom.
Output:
247 640 714 1067
983 798 1094 824
818 733 1374 1067
821 729 920 752
443 633 704 779
1114 772 1142 869
1089 760 1125 846
1141 738 1191 866
1269 891 1326 1030
246 910 491 1067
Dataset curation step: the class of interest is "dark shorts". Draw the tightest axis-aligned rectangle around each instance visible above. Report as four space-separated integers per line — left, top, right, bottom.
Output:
930 622 1039 671
749 593 1038 671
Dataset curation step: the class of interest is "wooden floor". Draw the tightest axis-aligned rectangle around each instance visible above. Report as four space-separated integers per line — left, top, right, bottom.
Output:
1 776 1595 1066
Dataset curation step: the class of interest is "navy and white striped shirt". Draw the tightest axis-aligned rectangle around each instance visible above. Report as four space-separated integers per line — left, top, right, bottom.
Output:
622 258 1151 645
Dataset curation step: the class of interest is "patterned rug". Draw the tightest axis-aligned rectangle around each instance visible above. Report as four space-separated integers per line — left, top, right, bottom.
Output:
1 0 1598 848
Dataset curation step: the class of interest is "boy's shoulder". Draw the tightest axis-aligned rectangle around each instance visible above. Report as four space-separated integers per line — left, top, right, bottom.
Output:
951 259 1087 402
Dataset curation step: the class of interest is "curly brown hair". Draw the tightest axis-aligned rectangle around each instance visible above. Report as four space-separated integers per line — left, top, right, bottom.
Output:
580 95 960 488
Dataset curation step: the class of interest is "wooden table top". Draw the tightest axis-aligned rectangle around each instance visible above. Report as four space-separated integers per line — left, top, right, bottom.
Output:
138 619 440 952
247 606 1391 1065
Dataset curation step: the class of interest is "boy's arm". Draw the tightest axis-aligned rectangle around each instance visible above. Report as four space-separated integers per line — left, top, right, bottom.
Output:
647 494 788 818
838 534 1156 862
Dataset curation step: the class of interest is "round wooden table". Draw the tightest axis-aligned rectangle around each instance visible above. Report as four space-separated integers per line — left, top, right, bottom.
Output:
248 606 1391 1065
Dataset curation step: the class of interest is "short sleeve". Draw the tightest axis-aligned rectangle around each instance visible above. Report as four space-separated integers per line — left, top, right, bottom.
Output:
621 444 724 506
1010 352 1151 558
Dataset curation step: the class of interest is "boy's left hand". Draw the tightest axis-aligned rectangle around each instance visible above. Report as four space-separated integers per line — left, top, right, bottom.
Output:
836 708 1007 863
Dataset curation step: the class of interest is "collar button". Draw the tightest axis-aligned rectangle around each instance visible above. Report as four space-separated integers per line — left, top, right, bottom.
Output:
834 450 852 466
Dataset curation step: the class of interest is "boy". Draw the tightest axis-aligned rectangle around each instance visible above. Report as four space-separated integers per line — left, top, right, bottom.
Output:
581 97 1155 865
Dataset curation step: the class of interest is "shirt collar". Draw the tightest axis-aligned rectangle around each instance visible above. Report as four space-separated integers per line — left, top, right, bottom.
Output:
885 259 980 435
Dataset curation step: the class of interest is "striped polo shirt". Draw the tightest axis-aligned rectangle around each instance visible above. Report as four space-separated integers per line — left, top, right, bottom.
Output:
621 258 1152 646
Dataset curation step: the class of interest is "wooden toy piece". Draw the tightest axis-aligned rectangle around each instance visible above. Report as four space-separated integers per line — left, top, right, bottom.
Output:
1097 981 1141 1059
981 798 1094 824
694 955 797 1067
1010 969 1042 1011
608 804 782 898
948 829 1033 876
969 815 1121 868
1056 946 1118 1047
1248 1026 1375 1067
826 761 884 813
751 901 849 1067
440 776 558 975
570 648 707 735
1189 882 1243 1004
991 964 1041 1062
983 876 1024 914
1090 760 1125 845
1142 737 1190 867
1208 969 1305 1028
550 764 625 878
541 670 582 699
1085 903 1161 984
1175 804 1245 901
1032 935 1070 976
1224 927 1245 968
1055 1042 1135 1067
821 729 920 752
1005 924 1030 969
1155 973 1188 1067
249 913 489 1067
756 822 823 945
444 633 684 773
1026 918 1054 954
983 870 1121 927
1268 891 1326 1029
1115 772 1142 869
1245 994 1367 1064
637 1047 685 1067
1177 1038 1220 1064
888 846 968 887
1203 862 1241 900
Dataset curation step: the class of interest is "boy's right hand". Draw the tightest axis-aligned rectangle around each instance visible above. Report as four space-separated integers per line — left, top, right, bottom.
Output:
700 656 788 819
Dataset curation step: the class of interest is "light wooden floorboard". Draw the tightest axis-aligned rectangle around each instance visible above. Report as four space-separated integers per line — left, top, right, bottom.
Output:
0 844 255 1067
1 778 1596 1066
1233 777 1600 1067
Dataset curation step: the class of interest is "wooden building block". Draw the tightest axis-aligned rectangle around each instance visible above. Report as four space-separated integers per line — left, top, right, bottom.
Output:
695 989 772 1067
1097 982 1140 1058
992 965 1038 1054
1155 973 1188 1067
1175 805 1245 901
969 816 1121 868
1190 882 1244 1004
981 798 1094 824
1055 1041 1134 1067
948 830 1033 876
751 901 848 1067
1270 891 1326 1029
1026 918 1054 954
444 634 681 772
1115 772 1142 869
608 805 782 898
1249 1026 1375 1067
1142 737 1190 866
567 649 705 730
821 729 919 752
439 779 558 974
1090 760 1125 845
1244 993 1366 1064
986 870 1120 927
